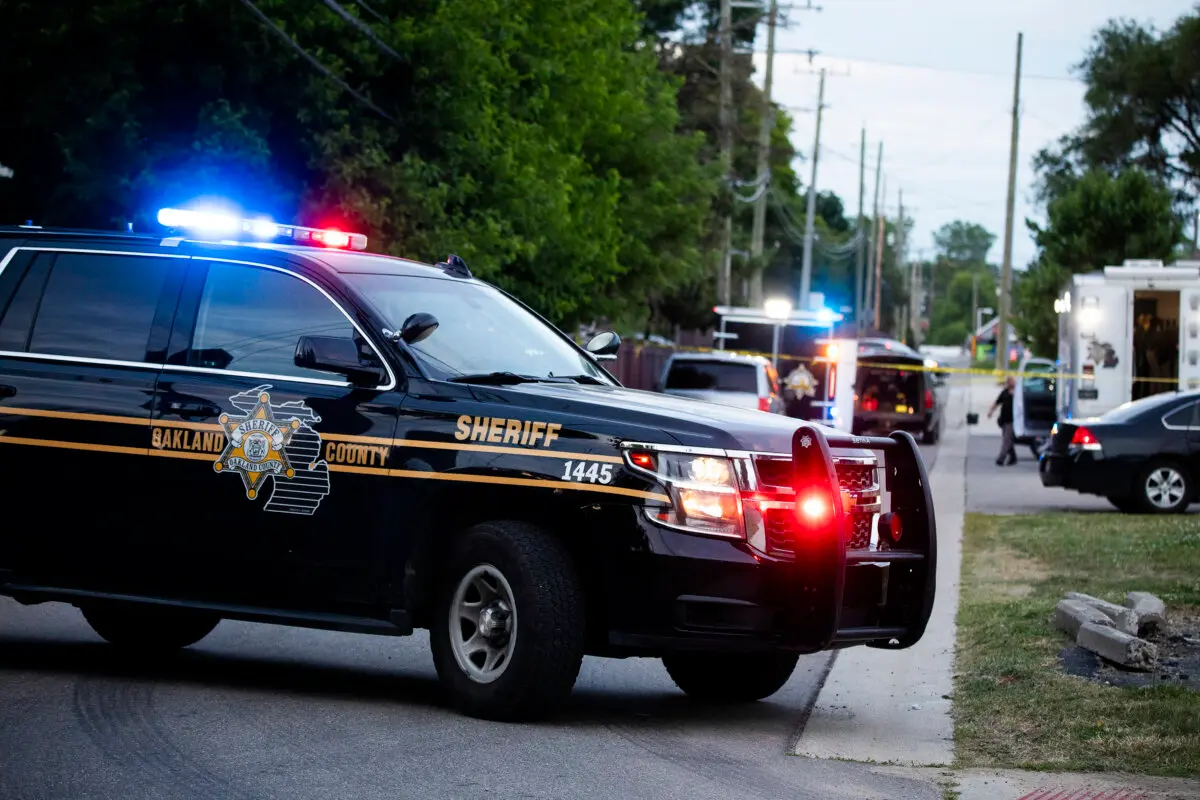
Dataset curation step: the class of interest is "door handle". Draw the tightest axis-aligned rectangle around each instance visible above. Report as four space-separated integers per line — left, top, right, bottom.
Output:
168 400 222 419
0 385 14 399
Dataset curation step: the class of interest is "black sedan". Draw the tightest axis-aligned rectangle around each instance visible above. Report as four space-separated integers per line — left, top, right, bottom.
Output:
1040 389 1200 513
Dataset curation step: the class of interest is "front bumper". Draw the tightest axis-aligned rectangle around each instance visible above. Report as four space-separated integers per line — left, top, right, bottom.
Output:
603 428 937 655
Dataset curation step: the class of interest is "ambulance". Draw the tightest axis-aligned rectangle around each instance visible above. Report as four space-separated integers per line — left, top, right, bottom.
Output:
1055 259 1200 420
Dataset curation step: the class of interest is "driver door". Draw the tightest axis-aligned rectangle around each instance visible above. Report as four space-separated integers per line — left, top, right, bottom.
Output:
147 257 404 615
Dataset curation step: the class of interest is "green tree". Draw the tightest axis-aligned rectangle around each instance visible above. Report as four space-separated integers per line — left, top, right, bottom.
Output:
1034 7 1200 200
0 0 716 330
1014 168 1184 355
923 220 997 343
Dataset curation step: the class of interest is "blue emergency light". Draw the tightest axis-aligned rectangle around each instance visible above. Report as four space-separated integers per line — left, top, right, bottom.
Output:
156 207 368 251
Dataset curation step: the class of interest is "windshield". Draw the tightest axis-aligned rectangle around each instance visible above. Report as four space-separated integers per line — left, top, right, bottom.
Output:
665 360 759 392
344 273 611 383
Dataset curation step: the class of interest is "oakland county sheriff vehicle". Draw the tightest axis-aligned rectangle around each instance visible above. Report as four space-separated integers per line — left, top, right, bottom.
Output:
0 207 937 721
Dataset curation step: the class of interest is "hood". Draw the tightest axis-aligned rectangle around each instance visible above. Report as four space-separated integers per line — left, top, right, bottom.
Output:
481 381 842 455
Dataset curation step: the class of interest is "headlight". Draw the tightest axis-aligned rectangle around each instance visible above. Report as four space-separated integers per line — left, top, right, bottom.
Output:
624 450 744 539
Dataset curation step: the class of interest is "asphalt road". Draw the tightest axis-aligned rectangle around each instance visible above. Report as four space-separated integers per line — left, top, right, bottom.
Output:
0 597 941 800
0 444 941 800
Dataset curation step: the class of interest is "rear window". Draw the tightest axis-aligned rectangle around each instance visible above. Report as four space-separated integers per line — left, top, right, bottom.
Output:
665 360 758 393
1099 392 1192 423
858 365 922 412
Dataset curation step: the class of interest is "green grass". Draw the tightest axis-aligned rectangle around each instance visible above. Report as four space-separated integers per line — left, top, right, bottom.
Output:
953 512 1200 777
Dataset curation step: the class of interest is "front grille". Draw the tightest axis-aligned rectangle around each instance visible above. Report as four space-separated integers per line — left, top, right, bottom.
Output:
848 513 873 550
837 464 876 493
763 507 878 555
753 457 878 494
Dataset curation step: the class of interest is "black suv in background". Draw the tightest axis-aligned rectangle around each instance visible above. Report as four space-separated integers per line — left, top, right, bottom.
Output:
0 218 937 721
852 339 945 444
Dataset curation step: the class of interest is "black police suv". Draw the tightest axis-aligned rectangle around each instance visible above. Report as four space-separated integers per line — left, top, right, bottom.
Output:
1040 389 1200 513
0 215 937 721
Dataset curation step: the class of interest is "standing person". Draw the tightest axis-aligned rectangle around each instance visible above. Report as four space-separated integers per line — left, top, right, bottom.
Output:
783 361 816 419
987 376 1017 465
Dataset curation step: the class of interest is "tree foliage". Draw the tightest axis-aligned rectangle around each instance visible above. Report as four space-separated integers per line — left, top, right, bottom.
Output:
921 220 997 346
1014 169 1183 355
0 0 714 328
1034 6 1200 202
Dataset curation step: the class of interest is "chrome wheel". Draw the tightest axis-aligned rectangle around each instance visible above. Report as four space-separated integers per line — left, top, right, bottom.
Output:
1146 466 1186 510
449 564 517 684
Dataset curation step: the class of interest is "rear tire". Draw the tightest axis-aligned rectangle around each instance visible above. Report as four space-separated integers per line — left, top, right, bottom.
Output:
662 652 799 703
431 520 585 721
81 603 220 652
1134 461 1193 514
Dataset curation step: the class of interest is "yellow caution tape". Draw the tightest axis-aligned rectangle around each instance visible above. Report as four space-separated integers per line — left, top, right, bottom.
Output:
617 341 1199 387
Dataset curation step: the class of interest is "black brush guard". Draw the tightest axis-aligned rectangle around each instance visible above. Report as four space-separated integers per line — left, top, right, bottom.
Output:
782 424 937 650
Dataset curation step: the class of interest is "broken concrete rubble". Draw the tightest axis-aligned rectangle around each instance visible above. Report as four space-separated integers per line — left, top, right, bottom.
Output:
1125 591 1167 635
1066 592 1147 635
1076 622 1158 671
1053 599 1114 638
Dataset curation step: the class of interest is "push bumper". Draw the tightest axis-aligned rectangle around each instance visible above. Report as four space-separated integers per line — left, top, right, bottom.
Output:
604 427 937 655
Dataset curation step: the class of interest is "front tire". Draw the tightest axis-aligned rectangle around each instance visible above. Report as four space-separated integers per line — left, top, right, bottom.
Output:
662 652 799 703
81 603 220 652
431 521 585 721
1134 461 1193 514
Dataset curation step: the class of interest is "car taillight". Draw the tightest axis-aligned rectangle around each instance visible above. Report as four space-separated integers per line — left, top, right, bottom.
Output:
924 389 934 409
862 398 878 411
1070 426 1101 450
758 397 771 412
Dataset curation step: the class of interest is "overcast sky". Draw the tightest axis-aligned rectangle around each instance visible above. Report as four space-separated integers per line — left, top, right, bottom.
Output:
752 0 1194 271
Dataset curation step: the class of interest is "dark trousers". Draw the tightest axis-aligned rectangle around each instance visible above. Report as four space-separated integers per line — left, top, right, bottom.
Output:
998 423 1016 463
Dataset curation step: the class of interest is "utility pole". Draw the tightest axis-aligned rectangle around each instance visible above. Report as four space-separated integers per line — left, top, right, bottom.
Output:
971 273 980 336
864 141 883 331
873 181 886 331
1193 209 1199 255
896 188 908 338
748 0 780 308
718 0 734 316
798 68 826 311
996 31 1022 373
854 128 866 331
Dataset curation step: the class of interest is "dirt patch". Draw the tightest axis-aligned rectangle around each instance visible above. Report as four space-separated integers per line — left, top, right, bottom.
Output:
1059 611 1200 690
971 545 1050 600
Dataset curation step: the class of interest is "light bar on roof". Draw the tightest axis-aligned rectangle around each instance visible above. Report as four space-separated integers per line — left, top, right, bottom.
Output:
156 207 368 250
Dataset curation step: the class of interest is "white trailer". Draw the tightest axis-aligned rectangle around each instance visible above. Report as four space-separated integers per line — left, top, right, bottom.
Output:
1056 259 1200 420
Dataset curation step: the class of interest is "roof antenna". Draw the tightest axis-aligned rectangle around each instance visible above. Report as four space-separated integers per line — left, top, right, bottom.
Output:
439 253 473 278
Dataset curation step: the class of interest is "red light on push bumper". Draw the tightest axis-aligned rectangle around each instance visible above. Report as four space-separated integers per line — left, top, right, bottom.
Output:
758 397 771 412
878 512 903 543
924 388 934 409
797 493 830 522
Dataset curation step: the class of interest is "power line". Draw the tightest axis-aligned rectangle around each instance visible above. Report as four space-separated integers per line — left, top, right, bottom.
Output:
760 49 1082 83
318 0 404 63
235 0 396 122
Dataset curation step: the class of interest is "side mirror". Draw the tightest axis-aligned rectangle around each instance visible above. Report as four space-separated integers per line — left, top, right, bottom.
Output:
401 312 439 345
295 335 385 387
585 330 621 361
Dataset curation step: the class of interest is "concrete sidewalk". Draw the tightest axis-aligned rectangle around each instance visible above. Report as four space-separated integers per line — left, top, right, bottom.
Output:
792 382 967 766
873 766 1200 800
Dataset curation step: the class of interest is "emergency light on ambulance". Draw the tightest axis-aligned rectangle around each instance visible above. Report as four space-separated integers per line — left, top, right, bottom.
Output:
156 207 368 250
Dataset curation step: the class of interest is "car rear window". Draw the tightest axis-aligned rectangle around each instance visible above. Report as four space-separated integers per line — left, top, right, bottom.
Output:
1099 392 1192 423
665 360 758 392
858 365 922 412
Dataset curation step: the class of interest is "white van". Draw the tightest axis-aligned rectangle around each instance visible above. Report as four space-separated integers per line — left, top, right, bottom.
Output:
1056 259 1200 420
